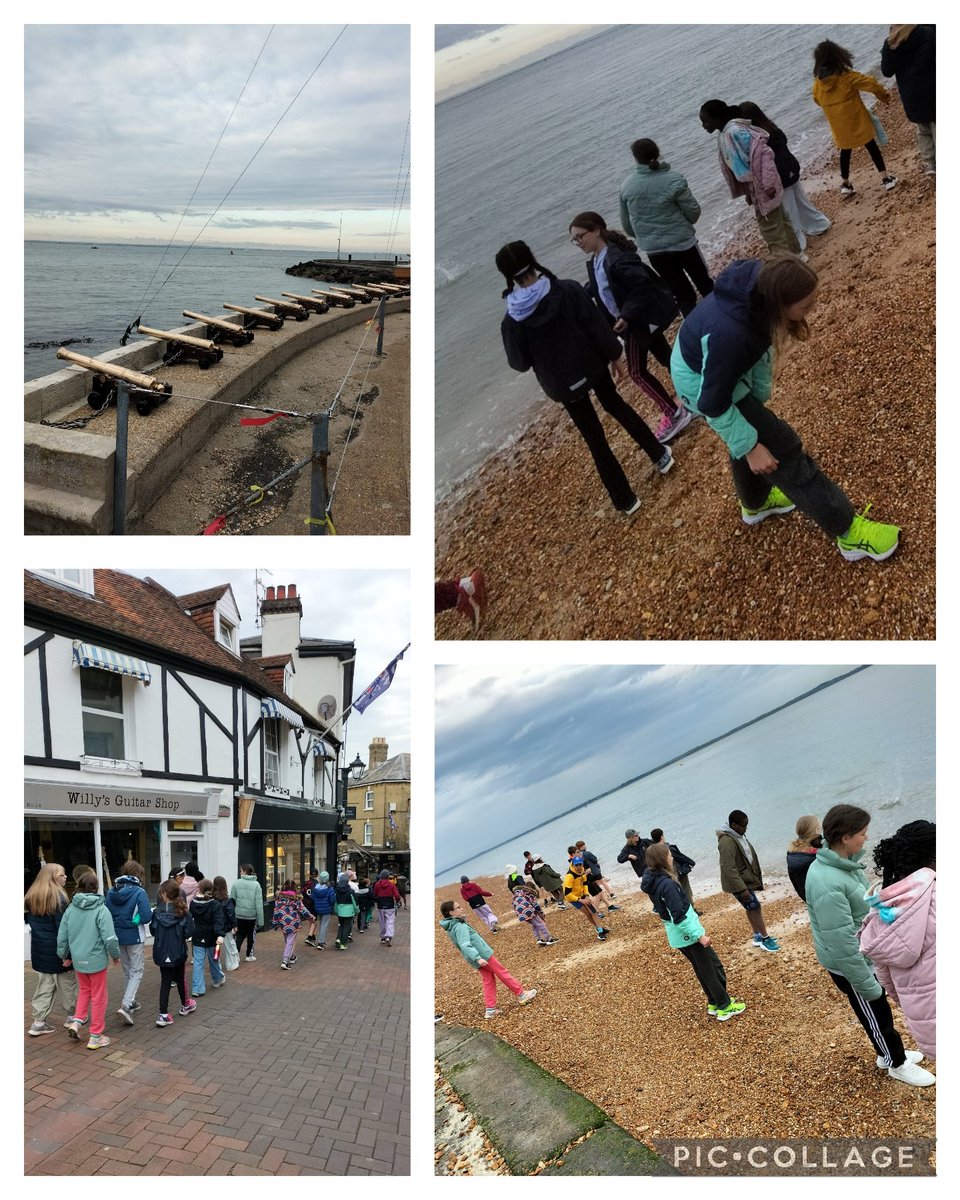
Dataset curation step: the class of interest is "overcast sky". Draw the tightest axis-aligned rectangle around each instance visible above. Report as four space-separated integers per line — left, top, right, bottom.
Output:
128 568 410 759
24 25 409 251
435 664 863 867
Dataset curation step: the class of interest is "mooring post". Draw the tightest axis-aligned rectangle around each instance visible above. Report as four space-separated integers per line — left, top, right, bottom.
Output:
113 382 130 536
309 412 330 535
375 295 386 357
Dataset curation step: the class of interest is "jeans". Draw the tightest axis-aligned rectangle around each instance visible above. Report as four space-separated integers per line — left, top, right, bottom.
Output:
316 913 332 945
191 944 224 994
647 245 714 317
119 942 145 1009
562 371 664 511
730 394 856 539
781 182 831 251
915 122 935 171
31 970 78 1023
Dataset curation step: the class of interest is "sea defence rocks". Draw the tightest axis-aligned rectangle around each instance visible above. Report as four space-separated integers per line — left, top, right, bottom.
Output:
286 258 410 287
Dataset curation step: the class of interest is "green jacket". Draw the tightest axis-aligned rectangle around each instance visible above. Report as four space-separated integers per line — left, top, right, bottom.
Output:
335 892 359 919
717 829 763 894
804 846 881 1000
230 874 264 925
56 892 120 973
618 161 702 253
439 916 493 968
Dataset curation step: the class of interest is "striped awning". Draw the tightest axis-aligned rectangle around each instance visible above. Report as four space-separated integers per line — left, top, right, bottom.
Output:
260 697 304 730
312 737 338 759
72 642 151 685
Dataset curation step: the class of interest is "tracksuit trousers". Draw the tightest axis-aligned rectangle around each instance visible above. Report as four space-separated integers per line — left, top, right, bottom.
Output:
827 970 906 1068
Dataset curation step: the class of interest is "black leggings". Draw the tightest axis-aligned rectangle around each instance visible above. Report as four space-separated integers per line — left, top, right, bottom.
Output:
679 941 731 1009
647 246 714 318
840 139 887 178
235 918 257 957
159 963 187 1014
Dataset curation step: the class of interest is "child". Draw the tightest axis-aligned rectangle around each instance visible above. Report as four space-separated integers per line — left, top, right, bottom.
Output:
439 899 537 1019
859 819 936 1061
311 870 336 949
512 883 557 947
104 858 153 1025
272 879 311 968
301 869 320 945
671 256 899 561
812 39 896 195
355 876 375 932
212 875 239 971
373 869 402 945
230 863 264 961
563 857 609 940
642 843 745 1021
785 815 823 901
333 872 359 950
24 863 78 1037
189 878 225 995
56 870 120 1049
150 879 196 1026
497 238 669 516
459 876 500 932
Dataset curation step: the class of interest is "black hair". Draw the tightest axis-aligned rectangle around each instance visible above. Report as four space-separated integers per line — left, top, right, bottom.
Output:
736 101 781 138
700 99 741 126
495 240 558 299
568 211 636 252
631 137 664 168
872 820 935 887
650 828 664 842
728 809 748 826
822 804 871 848
184 861 204 882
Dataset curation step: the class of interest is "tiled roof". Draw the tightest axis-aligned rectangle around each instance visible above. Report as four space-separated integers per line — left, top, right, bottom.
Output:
177 584 232 610
252 655 294 670
24 570 336 742
349 752 410 786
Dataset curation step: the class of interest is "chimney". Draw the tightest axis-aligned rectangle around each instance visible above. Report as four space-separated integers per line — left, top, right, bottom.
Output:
260 581 304 659
277 585 286 600
266 586 276 601
368 736 388 770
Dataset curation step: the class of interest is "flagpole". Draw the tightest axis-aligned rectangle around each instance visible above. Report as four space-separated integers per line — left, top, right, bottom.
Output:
319 641 411 737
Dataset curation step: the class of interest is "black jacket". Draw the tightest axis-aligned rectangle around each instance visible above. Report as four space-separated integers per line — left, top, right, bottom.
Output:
764 129 801 188
150 903 195 966
189 897 226 947
881 26 935 124
667 844 696 878
617 839 652 877
580 849 604 881
501 277 622 404
585 242 678 332
25 899 73 974
640 867 690 924
786 848 818 902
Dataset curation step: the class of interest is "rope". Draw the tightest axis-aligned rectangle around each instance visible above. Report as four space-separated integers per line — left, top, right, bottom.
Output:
385 112 410 258
326 303 384 508
127 27 275 331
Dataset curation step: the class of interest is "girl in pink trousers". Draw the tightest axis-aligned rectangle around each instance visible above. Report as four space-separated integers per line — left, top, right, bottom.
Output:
440 899 537 1019
859 820 936 1060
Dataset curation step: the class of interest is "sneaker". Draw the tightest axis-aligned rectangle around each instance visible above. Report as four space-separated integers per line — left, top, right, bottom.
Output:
385 938 392 946
212 979 224 988
435 1013 444 1023
655 406 693 443
840 181 855 196
877 1050 923 1069
836 506 900 562
607 904 622 912
759 935 780 953
317 943 325 950
707 1004 719 1017
117 1005 135 1026
191 991 204 997
535 939 548 946
597 929 608 941
281 961 292 969
556 902 568 910
623 496 642 515
543 937 559 945
127 1001 142 1012
289 955 298 964
87 1034 111 1050
752 933 765 947
655 447 675 475
887 1061 936 1087
178 1000 198 1016
156 1013 174 1027
28 1021 56 1036
455 569 488 632
882 175 897 191
484 1008 501 1019
741 486 796 525
517 989 538 1005
335 941 346 951
245 955 256 962
65 1019 82 1040
304 936 318 947
716 999 747 1022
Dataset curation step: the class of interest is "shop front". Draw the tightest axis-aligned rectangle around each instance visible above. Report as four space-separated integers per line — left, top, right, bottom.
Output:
235 794 340 919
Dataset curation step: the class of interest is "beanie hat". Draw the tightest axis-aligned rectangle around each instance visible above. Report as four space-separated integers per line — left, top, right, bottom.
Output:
319 871 329 882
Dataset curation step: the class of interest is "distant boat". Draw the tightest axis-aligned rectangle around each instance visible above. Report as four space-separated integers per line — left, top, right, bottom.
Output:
91 245 98 249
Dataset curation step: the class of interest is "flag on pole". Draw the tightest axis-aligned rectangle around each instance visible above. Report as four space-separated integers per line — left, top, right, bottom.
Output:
388 811 398 831
353 644 409 715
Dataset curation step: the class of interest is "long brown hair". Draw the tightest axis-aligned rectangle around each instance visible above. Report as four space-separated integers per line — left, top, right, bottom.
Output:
212 875 230 902
755 256 818 360
158 879 188 918
568 211 637 253
645 841 677 881
24 863 68 917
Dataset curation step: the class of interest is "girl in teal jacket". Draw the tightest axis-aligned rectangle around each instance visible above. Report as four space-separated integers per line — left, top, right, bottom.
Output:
56 871 120 1049
439 899 537 1019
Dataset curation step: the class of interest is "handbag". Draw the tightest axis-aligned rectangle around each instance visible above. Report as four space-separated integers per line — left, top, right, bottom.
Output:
222 930 240 971
869 110 889 147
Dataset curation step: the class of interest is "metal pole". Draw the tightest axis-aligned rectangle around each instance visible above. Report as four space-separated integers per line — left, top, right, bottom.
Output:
113 383 129 535
309 412 330 535
375 295 386 357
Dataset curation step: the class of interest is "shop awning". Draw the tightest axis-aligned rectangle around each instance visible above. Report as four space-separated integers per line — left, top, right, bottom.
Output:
260 697 304 730
72 642 152 685
312 738 338 759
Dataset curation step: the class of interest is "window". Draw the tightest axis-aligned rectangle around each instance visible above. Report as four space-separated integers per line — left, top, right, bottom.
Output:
217 616 237 652
80 668 125 759
33 568 95 595
364 790 374 811
388 802 397 812
264 719 281 788
363 822 373 846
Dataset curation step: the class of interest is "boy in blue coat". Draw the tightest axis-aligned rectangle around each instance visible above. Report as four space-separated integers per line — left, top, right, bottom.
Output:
104 859 153 1024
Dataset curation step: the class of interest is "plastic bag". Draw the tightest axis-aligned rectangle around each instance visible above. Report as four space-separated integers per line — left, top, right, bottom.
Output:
222 931 240 971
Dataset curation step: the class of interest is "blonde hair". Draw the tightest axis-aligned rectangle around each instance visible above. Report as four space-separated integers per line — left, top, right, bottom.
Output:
755 256 818 363
24 863 68 917
788 815 821 852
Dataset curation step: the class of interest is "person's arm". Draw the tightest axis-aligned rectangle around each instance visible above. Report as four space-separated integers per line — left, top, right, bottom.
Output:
674 177 701 225
616 845 633 864
137 891 153 927
502 318 531 374
100 909 121 962
449 921 481 966
827 891 883 999
570 281 624 365
851 70 890 103
879 40 894 78
256 884 264 928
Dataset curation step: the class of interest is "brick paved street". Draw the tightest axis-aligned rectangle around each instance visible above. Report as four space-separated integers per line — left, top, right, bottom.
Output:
24 910 409 1175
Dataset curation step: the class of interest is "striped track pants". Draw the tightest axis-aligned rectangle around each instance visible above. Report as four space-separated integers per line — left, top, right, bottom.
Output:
827 970 906 1068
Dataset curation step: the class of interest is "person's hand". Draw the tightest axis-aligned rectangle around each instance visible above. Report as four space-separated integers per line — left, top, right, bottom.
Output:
740 889 753 902
699 934 711 947
62 958 72 967
216 936 224 945
476 957 488 967
611 354 628 382
112 958 121 966
628 854 637 861
745 442 778 475
613 317 627 334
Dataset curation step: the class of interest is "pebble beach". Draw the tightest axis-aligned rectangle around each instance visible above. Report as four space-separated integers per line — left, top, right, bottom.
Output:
435 100 934 640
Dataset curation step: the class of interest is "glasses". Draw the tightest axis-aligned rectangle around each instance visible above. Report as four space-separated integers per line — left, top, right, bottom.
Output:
570 232 587 244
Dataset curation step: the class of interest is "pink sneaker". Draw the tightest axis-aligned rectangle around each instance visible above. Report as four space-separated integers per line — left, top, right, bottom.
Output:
655 407 693 443
179 1000 198 1016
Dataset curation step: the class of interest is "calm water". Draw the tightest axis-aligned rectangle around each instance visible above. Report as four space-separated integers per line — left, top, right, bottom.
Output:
436 667 935 890
435 23 888 499
24 241 390 381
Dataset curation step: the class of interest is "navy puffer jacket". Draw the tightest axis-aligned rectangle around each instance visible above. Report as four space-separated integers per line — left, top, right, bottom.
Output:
25 898 73 974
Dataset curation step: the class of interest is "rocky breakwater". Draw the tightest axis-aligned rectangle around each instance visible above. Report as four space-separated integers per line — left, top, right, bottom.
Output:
286 258 408 286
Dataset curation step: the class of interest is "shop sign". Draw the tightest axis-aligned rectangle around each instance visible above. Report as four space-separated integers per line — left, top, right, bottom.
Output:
26 782 213 817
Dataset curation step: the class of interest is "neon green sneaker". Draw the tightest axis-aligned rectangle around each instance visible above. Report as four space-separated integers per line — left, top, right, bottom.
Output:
740 487 796 525
716 999 747 1022
836 505 900 562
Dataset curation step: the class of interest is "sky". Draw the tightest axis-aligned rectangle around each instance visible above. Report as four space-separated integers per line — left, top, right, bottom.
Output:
435 664 865 870
24 25 410 251
127 568 410 760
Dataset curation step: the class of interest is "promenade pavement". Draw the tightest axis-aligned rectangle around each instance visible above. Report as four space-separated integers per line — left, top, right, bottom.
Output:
24 908 409 1175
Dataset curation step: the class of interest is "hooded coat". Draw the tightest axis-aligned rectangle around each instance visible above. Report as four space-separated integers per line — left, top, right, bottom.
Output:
230 873 264 925
641 867 705 948
104 874 153 946
529 860 564 894
25 895 73 975
189 896 226 947
858 868 936 1058
717 826 764 894
501 276 623 404
459 880 494 909
150 902 195 967
671 259 772 460
786 847 818 901
56 892 120 973
880 26 935 124
715 120 783 216
439 916 493 968
812 69 889 149
619 160 702 253
584 242 679 332
804 846 880 1000
272 887 311 933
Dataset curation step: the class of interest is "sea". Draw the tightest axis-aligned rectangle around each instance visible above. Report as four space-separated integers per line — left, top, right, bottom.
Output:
24 241 391 382
435 666 935 893
435 23 889 500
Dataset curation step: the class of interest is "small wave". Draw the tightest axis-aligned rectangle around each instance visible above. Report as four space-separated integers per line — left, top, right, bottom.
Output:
435 261 468 287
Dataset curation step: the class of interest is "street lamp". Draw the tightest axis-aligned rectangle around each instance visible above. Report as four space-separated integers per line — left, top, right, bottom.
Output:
333 752 366 874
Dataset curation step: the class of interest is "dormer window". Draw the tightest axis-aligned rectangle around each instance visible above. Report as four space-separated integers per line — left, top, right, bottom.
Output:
32 568 95 595
218 615 238 653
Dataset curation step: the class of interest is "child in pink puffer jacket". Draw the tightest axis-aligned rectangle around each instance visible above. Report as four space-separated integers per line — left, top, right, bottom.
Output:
859 820 936 1060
